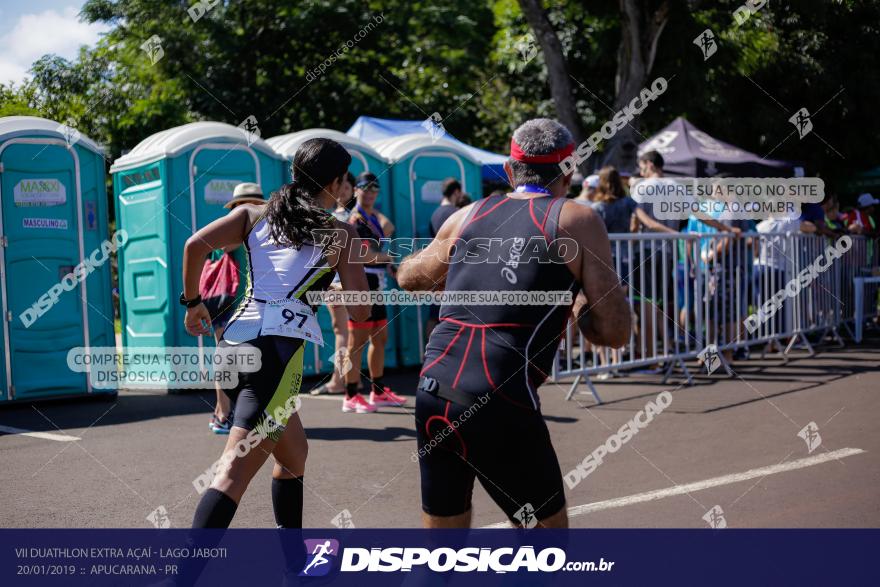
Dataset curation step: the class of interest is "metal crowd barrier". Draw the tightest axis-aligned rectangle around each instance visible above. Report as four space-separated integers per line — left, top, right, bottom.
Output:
552 232 879 403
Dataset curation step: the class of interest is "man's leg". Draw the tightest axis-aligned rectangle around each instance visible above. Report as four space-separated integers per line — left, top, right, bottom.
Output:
422 510 472 528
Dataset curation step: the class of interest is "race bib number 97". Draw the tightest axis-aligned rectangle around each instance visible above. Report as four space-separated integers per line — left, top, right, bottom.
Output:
260 299 324 346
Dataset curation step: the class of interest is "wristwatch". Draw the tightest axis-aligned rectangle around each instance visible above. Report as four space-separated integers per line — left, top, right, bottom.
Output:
179 292 202 308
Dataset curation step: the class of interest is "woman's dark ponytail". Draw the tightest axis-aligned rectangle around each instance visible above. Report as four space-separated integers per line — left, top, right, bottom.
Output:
266 138 352 248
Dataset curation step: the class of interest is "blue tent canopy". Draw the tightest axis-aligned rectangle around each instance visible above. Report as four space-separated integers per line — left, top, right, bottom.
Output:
347 116 508 182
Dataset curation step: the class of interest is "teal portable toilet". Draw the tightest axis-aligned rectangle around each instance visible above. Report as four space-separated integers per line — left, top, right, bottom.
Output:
267 129 395 375
110 122 285 383
0 116 115 402
372 134 483 367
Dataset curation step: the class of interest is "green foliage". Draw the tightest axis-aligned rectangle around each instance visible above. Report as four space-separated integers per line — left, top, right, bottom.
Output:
0 0 876 190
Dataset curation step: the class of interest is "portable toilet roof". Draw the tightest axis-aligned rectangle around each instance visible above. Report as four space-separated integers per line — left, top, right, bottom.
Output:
110 121 286 382
110 121 277 173
267 129 395 375
0 116 115 401
372 134 482 166
266 128 386 173
348 116 508 181
0 116 104 155
369 134 483 369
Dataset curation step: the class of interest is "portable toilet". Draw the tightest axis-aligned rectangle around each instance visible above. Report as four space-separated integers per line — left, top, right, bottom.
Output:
0 116 115 402
372 134 483 367
267 129 395 375
110 122 285 382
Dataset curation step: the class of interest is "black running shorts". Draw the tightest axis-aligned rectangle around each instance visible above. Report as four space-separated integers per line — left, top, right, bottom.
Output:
415 389 566 523
220 336 304 442
348 271 388 328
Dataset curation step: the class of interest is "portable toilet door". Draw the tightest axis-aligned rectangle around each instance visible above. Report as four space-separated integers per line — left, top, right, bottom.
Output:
267 129 393 375
110 122 285 384
372 134 483 367
0 116 115 402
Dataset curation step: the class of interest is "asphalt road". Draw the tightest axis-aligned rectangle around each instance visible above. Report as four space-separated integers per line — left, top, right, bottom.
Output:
1 337 878 530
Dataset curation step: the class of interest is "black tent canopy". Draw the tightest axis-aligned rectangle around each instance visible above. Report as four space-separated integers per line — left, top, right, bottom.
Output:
638 117 800 177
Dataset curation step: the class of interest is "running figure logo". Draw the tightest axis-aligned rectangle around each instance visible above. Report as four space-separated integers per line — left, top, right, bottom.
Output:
702 505 727 529
238 115 261 146
331 509 355 529
300 539 340 577
421 112 446 143
513 503 538 529
698 344 722 375
693 29 717 61
56 118 81 147
515 33 539 64
789 108 813 139
146 505 172 529
140 35 165 65
797 421 822 453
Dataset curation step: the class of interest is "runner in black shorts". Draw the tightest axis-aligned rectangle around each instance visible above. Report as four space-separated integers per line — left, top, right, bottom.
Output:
398 118 631 528
180 138 369 532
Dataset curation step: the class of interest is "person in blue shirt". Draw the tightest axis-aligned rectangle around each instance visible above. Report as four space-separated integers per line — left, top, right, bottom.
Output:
684 181 752 363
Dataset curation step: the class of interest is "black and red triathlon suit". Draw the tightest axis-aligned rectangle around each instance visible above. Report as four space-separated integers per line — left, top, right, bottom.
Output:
416 192 578 522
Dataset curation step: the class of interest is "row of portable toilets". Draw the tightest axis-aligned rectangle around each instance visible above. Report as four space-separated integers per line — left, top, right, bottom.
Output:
0 116 484 402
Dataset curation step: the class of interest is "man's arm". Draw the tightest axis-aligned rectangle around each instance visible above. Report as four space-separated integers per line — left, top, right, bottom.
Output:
397 206 470 292
558 202 632 348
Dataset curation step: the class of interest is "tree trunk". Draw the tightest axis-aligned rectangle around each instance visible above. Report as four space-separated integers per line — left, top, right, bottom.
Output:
517 0 587 151
602 0 670 172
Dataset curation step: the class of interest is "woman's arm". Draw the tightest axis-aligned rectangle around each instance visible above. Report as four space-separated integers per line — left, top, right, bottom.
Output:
182 205 254 336
379 212 395 237
329 222 371 322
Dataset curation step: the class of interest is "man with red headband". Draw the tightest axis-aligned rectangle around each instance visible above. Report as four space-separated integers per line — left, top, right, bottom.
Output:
398 118 631 528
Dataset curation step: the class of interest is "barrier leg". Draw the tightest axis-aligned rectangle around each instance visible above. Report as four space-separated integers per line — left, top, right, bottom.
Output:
716 352 735 377
565 374 582 401
678 358 693 386
784 332 815 357
661 361 674 385
584 376 603 405
827 326 845 348
854 278 864 344
840 321 856 342
661 358 693 386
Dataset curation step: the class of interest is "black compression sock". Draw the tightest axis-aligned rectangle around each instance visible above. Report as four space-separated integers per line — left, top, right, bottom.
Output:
272 476 304 528
192 488 238 529
345 382 359 399
371 377 384 395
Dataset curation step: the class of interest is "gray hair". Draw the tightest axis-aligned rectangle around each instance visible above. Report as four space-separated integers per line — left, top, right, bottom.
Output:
508 118 573 189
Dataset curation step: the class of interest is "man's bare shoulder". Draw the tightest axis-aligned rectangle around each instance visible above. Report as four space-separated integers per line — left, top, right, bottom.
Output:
558 198 603 234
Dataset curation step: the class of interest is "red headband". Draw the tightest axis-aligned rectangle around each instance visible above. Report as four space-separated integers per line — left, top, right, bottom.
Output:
510 137 575 164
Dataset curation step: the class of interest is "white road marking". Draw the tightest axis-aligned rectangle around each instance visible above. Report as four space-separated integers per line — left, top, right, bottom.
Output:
0 425 81 442
302 394 345 402
482 447 866 528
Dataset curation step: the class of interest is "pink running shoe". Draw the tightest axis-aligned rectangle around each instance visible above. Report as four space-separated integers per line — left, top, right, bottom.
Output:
370 387 407 407
342 393 377 414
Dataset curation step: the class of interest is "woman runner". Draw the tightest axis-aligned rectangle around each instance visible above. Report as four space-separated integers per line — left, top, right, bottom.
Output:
180 138 369 529
311 171 357 395
342 172 406 413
